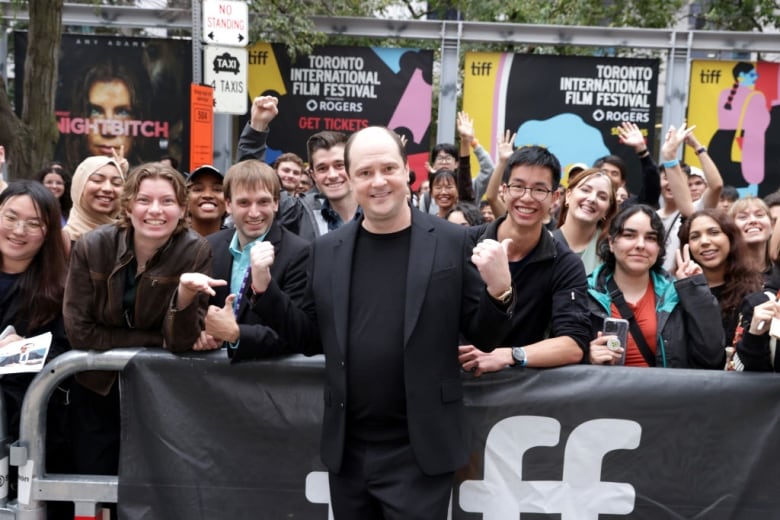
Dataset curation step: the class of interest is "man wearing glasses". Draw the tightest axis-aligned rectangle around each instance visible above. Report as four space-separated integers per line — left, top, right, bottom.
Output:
460 145 591 374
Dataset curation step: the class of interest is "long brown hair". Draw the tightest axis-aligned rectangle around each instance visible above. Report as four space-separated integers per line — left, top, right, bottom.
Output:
679 208 763 317
0 181 67 331
557 167 618 246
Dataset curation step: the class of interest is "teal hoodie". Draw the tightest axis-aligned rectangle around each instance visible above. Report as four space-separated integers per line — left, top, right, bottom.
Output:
587 264 681 367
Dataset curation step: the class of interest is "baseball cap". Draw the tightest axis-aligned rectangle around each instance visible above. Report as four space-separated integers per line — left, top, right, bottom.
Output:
564 162 589 185
187 165 223 183
566 162 589 177
687 166 706 181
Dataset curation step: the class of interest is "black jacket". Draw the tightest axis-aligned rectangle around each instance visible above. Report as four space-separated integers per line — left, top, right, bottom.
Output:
206 221 309 362
252 210 513 475
471 216 592 352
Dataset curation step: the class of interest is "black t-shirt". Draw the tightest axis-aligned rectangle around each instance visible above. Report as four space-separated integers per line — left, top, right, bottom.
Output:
346 225 411 443
0 271 21 324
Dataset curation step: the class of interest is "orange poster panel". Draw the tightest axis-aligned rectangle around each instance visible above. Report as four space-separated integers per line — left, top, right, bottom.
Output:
190 84 214 169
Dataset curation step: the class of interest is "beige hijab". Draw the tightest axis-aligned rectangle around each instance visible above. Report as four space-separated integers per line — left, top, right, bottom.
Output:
63 156 124 241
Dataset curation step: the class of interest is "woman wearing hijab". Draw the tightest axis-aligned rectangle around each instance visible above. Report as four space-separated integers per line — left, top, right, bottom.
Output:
63 156 125 242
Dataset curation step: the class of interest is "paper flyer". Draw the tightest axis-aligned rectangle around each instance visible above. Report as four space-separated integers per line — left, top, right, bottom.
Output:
0 332 52 374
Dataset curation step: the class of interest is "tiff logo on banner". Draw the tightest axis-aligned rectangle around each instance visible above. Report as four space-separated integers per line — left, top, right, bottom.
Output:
460 416 642 519
306 416 640 519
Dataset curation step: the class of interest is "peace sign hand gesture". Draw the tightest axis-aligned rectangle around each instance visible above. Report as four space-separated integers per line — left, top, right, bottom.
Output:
112 144 129 175
674 244 702 279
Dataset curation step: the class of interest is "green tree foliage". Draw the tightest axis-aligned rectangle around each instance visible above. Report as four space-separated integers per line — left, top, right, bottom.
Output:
248 0 401 57
698 0 780 31
417 0 683 28
3 0 780 180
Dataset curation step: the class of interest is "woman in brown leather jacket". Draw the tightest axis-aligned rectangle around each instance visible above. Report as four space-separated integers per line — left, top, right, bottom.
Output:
63 162 222 478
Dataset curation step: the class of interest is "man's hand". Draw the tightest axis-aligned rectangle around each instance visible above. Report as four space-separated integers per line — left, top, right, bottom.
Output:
458 345 512 377
250 95 279 132
471 238 512 299
617 122 646 152
205 294 240 343
250 241 275 293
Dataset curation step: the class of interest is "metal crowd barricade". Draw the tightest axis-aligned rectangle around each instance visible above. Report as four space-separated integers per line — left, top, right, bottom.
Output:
10 348 145 520
0 389 13 519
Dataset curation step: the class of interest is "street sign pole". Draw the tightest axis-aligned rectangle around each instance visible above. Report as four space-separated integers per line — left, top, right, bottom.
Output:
199 0 249 171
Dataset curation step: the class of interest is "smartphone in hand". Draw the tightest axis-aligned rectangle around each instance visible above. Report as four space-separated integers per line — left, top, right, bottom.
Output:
603 318 628 365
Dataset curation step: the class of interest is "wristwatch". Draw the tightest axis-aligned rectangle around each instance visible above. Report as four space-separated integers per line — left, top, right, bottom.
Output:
511 346 527 367
492 286 513 305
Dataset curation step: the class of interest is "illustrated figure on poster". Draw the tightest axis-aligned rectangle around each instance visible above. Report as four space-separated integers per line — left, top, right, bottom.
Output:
708 62 770 192
762 64 780 196
62 59 155 174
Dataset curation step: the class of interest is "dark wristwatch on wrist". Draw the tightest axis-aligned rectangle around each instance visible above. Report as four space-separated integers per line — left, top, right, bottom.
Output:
511 346 527 367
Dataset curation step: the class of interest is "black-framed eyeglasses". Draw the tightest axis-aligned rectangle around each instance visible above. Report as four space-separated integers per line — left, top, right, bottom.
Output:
434 154 456 164
504 184 554 202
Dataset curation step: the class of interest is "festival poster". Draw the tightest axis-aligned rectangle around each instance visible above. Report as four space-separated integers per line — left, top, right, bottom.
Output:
246 43 433 186
463 53 659 189
14 32 192 174
687 60 780 197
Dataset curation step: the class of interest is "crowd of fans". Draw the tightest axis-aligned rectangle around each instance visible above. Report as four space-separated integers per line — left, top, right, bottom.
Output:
2 94 780 517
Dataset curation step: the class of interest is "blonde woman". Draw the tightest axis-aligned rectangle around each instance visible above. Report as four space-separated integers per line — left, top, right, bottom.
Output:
554 168 618 275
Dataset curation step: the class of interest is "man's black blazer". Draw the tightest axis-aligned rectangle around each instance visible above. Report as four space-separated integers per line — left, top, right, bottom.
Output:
206 221 309 361
252 209 512 475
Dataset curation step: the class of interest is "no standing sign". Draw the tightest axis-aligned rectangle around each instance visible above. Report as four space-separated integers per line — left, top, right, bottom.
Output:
202 0 249 114
202 0 249 47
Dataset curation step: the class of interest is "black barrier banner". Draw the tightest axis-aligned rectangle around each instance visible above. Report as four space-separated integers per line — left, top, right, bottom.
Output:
14 32 192 174
119 353 327 519
119 352 780 519
463 53 659 189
